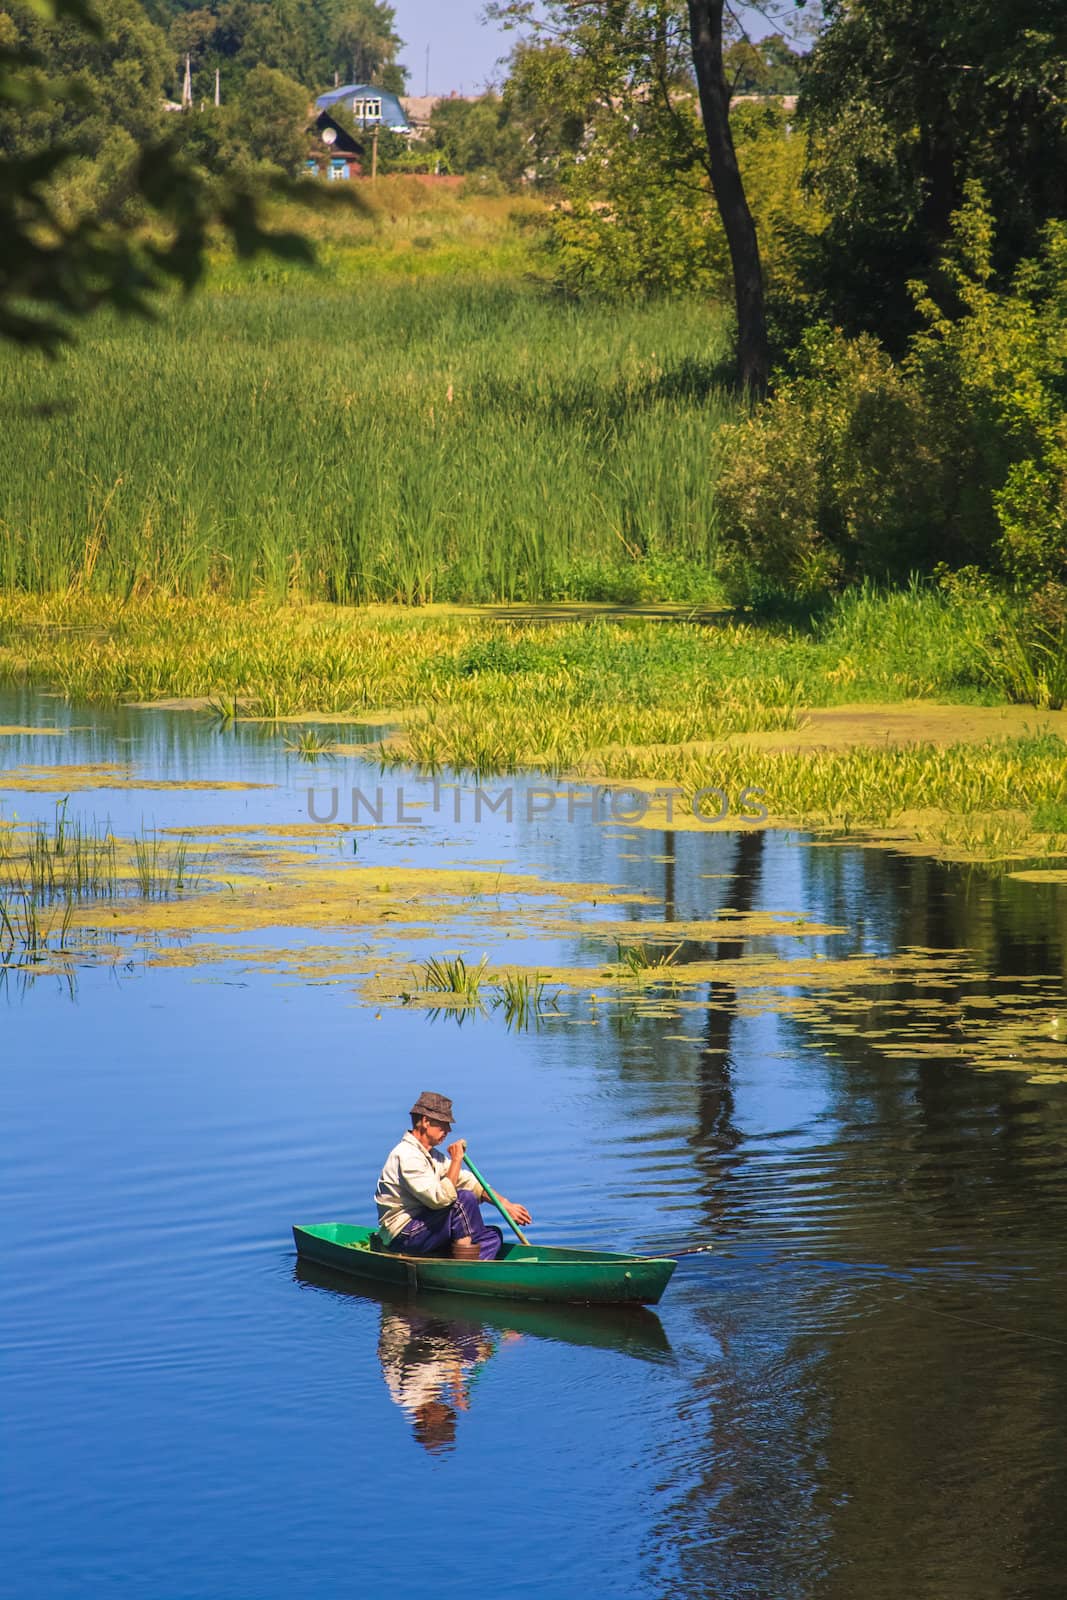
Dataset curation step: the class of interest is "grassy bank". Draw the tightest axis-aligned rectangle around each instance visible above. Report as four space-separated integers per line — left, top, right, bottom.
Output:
4 591 1067 857
0 191 735 605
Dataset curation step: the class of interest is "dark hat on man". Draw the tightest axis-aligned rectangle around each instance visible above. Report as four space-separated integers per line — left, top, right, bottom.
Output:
410 1091 454 1125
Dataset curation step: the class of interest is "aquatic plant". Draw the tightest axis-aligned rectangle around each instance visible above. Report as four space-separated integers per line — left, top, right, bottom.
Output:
283 728 337 760
0 887 74 960
0 804 117 901
613 941 684 983
491 969 559 1030
207 695 242 724
957 598 1067 711
930 812 1026 857
6 593 1067 856
132 831 200 898
419 952 489 1004
0 804 202 904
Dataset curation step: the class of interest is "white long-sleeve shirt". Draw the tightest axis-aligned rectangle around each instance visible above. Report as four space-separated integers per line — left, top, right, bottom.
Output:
374 1130 485 1243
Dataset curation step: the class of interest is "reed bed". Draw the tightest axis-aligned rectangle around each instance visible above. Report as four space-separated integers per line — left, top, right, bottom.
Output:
4 591 1066 843
0 801 117 901
0 889 75 960
0 264 734 604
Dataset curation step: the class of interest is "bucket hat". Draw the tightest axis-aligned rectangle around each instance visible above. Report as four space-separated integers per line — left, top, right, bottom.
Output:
410 1091 454 1126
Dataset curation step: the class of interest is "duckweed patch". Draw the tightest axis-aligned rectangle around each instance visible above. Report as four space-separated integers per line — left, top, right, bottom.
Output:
0 763 271 794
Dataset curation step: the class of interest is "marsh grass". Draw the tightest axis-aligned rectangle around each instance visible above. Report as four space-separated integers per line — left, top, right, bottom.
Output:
132 832 200 897
928 811 1034 859
0 260 734 604
0 806 201 906
613 941 684 985
959 601 1067 711
825 580 1067 712
0 888 74 959
0 803 117 901
403 961 559 1028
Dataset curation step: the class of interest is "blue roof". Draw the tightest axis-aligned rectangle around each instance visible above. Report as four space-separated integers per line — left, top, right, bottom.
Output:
314 84 410 132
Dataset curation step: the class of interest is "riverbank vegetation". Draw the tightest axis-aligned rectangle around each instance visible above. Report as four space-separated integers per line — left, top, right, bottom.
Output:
4 589 1067 858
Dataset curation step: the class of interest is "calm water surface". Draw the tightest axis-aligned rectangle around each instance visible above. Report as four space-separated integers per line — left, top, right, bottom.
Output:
3 688 1067 1600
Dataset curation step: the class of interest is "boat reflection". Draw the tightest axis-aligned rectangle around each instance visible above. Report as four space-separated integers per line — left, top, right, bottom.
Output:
293 1260 673 1453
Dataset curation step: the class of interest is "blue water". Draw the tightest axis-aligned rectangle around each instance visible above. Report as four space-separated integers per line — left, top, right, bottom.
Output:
4 690 1067 1600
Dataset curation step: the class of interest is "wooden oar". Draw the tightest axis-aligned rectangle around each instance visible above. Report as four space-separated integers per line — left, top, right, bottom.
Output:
463 1152 531 1247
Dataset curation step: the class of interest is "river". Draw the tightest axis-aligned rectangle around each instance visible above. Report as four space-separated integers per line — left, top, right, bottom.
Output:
3 687 1066 1600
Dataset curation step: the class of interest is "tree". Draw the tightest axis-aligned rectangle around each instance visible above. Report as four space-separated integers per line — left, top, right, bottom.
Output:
759 33 803 95
490 0 777 391
725 33 802 96
428 95 524 182
234 63 309 174
500 40 595 181
0 0 352 353
801 0 1067 342
326 0 404 91
686 0 768 389
149 0 405 102
1 0 171 167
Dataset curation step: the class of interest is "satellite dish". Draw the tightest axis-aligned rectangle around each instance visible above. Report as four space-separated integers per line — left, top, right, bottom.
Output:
321 127 337 145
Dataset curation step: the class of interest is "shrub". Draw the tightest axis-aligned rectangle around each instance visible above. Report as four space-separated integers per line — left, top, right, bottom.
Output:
716 189 1067 604
714 326 938 603
908 187 1067 587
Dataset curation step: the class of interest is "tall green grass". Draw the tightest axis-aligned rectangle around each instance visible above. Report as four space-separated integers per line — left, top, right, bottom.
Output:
0 259 735 602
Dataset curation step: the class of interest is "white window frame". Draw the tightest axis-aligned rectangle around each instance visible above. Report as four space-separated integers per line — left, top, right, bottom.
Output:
352 97 382 123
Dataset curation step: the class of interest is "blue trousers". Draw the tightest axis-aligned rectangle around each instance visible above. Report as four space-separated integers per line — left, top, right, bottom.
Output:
390 1188 503 1261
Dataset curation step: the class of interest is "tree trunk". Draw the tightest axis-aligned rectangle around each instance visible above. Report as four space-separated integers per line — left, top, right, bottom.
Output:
686 0 769 394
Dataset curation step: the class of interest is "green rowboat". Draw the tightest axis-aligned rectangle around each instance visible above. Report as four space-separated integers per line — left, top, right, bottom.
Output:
294 1257 673 1358
292 1223 677 1305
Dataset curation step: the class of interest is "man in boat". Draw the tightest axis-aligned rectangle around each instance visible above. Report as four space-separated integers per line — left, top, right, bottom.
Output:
375 1092 531 1261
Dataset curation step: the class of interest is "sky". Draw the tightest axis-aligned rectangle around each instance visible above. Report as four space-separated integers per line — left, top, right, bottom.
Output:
392 3 805 100
393 1 518 97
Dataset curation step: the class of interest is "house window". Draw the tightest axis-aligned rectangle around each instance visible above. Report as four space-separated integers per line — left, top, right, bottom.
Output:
352 97 382 122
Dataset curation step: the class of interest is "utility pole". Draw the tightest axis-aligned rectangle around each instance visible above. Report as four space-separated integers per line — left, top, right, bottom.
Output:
214 67 220 107
424 45 430 97
371 123 379 183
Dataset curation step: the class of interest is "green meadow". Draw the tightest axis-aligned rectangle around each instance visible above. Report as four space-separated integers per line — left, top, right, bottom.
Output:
0 192 734 605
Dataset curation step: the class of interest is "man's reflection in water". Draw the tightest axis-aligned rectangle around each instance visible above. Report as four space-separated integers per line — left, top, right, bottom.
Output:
377 1306 521 1453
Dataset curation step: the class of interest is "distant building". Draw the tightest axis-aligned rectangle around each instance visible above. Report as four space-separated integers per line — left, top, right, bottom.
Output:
307 112 366 180
314 84 411 134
